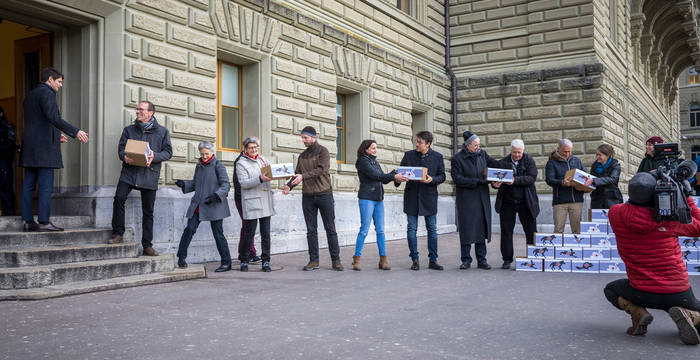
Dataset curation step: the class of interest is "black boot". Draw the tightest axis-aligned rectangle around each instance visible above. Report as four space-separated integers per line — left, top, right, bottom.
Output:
215 264 232 272
429 262 444 270
240 262 248 272
177 258 187 269
410 259 420 271
262 261 271 272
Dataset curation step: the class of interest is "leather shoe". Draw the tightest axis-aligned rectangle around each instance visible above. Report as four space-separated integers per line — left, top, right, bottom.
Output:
429 262 444 271
501 261 512 270
459 262 471 270
23 223 39 232
177 258 187 269
108 235 123 244
410 260 420 271
240 262 249 272
478 262 492 270
37 222 64 232
250 255 262 263
142 247 159 256
215 264 232 272
262 261 271 272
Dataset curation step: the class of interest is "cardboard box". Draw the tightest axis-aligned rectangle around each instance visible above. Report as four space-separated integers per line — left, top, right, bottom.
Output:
687 262 700 275
397 166 427 181
565 168 596 192
535 233 563 246
590 234 611 247
563 234 590 247
545 259 572 272
571 260 600 273
484 168 514 182
261 163 295 179
124 139 151 167
679 236 699 249
610 248 621 260
681 249 699 262
606 235 617 247
527 246 555 259
516 258 543 272
555 247 583 260
590 209 609 223
599 261 626 273
583 248 610 260
580 222 608 234
692 197 700 208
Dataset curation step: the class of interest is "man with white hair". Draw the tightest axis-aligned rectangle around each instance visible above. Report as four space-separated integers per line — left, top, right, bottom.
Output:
492 139 539 269
545 138 585 233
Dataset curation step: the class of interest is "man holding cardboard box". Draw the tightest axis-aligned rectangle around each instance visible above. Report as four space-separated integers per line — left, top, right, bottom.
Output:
109 101 172 256
545 139 585 233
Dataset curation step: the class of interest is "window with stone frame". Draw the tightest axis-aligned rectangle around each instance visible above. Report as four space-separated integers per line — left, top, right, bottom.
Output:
690 68 699 85
336 94 346 163
691 103 700 127
396 0 412 15
217 61 242 151
609 0 618 45
692 145 700 161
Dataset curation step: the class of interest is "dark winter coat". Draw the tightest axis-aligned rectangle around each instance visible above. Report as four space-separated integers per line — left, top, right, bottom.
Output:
0 117 15 160
494 153 540 219
545 151 585 205
19 83 79 168
232 152 244 203
181 156 231 221
589 158 623 209
637 153 679 174
117 117 172 190
451 147 507 244
356 154 396 202
394 149 446 217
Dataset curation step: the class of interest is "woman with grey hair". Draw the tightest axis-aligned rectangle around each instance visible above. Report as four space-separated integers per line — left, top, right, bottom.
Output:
174 141 232 272
236 137 275 272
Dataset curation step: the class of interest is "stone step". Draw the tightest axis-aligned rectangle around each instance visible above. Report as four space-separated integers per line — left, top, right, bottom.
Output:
0 243 140 267
0 228 133 248
0 254 175 289
0 216 93 231
0 265 206 300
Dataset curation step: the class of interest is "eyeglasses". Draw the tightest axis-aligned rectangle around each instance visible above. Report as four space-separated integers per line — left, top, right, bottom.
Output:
246 145 260 150
136 108 150 112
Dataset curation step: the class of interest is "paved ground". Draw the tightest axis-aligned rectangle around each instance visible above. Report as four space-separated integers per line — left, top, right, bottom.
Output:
1 232 699 360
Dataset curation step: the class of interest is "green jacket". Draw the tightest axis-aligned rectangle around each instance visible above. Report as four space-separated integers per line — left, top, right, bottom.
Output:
636 154 679 174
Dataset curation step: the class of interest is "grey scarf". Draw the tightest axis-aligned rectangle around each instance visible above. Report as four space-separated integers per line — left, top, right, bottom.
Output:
136 116 155 132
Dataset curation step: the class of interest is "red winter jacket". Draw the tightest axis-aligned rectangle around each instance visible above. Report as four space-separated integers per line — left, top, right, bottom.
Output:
608 197 700 294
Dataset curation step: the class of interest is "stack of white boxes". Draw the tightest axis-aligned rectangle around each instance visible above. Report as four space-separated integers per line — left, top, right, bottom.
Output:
516 204 700 275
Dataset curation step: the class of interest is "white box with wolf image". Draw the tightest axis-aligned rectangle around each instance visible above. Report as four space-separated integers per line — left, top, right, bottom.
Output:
535 233 563 246
563 234 590 247
544 260 572 272
484 168 514 182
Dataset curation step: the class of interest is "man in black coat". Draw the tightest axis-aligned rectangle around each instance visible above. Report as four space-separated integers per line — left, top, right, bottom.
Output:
492 139 540 269
19 68 89 231
394 131 446 271
109 101 172 256
0 106 16 215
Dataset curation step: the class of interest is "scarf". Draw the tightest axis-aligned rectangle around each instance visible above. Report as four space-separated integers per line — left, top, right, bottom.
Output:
136 116 155 132
596 157 612 174
200 154 215 165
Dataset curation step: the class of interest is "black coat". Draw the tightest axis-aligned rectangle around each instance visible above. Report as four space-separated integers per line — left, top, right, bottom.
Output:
181 156 231 221
232 152 244 203
395 149 446 216
451 148 507 244
356 154 396 201
19 83 79 168
545 151 585 205
117 118 172 190
494 153 540 219
589 158 623 209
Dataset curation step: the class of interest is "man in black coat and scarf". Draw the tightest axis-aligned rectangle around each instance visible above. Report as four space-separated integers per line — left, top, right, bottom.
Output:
492 139 540 269
19 68 89 231
451 131 509 270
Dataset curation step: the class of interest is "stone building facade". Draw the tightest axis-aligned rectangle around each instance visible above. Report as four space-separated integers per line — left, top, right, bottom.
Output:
679 67 700 161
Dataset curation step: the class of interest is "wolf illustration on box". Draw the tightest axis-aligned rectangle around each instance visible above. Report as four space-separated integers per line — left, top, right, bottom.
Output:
572 261 599 273
545 260 571 272
556 248 582 260
528 246 554 259
681 249 699 262
516 258 543 272
536 233 562 246
680 237 699 248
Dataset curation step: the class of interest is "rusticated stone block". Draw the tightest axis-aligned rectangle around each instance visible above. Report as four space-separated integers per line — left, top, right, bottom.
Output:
125 10 165 40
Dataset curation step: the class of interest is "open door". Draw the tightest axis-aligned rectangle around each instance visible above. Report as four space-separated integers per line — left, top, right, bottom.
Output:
14 34 52 214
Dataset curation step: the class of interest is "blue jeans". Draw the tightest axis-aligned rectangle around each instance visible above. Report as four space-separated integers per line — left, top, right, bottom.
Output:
354 199 386 257
406 214 438 262
21 167 54 223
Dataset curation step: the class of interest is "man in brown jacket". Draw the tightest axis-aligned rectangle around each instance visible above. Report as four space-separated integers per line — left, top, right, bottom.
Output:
282 126 343 271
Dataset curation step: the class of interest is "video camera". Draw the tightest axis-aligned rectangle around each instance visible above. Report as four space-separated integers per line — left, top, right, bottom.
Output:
651 143 696 224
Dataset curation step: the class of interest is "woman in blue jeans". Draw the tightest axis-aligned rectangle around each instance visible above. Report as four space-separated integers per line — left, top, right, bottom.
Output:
353 140 404 270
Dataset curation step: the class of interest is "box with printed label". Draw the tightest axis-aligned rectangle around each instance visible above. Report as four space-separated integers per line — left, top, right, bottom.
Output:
681 249 699 262
605 235 616 247
516 258 544 272
484 168 514 182
610 248 621 260
599 261 626 273
565 168 596 192
535 233 563 246
580 222 608 234
686 262 700 275
555 247 583 260
124 139 152 167
679 237 699 249
527 246 555 259
571 260 600 273
590 234 612 247
261 163 295 179
397 166 427 181
563 234 590 247
544 259 572 272
590 209 610 223
583 248 610 260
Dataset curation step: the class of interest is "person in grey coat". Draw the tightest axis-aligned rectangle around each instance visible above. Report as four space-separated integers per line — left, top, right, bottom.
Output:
236 137 276 272
174 141 232 272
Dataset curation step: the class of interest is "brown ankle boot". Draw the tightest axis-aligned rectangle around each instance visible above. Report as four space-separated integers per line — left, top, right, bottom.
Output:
378 255 391 270
352 256 361 271
617 297 653 336
669 307 700 345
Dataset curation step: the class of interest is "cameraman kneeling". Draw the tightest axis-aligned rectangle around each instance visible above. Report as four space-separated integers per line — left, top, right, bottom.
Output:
605 172 700 345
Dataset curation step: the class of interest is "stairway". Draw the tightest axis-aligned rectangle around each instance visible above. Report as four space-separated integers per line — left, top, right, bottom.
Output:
0 216 206 300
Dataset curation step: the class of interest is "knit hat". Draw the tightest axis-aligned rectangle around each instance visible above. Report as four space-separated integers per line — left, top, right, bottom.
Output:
301 126 317 138
646 136 664 145
463 130 478 144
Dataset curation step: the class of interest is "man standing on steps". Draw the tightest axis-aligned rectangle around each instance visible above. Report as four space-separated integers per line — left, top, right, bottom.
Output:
20 67 89 232
282 126 343 271
109 101 172 257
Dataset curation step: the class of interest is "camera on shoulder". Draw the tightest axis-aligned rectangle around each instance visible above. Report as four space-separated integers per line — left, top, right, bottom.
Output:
651 143 696 224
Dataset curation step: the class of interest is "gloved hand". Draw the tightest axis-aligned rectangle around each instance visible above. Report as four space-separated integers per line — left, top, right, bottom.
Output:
204 193 221 204
175 180 185 189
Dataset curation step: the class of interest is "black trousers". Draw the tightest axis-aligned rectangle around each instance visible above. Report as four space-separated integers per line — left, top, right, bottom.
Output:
176 211 231 266
302 193 340 262
112 181 156 248
241 216 271 263
0 158 14 215
604 279 700 312
461 242 487 265
499 201 537 262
